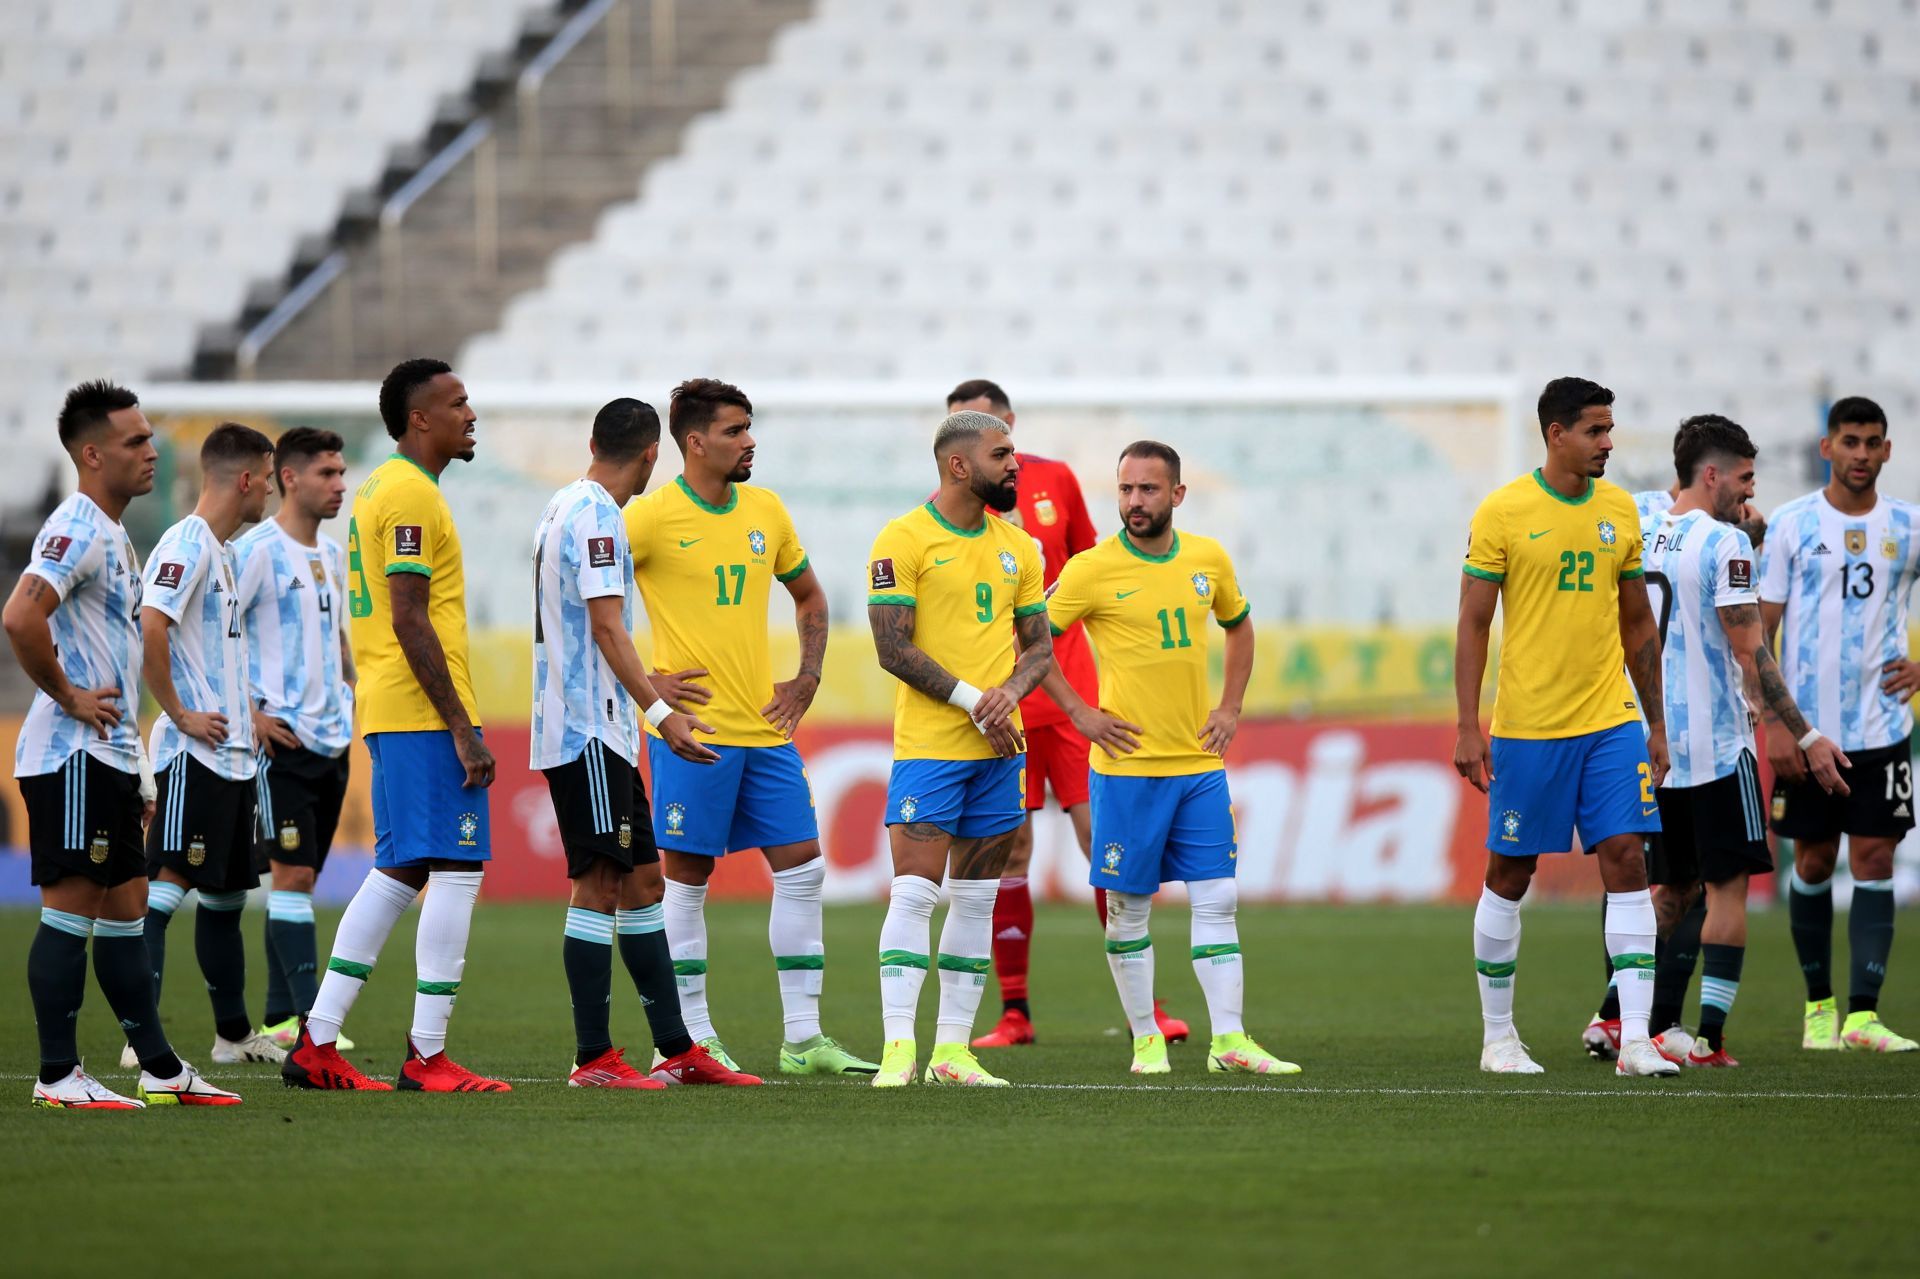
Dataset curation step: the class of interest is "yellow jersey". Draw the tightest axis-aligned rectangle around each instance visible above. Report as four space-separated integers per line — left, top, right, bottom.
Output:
1464 469 1644 739
344 453 480 735
867 502 1047 760
1045 529 1251 777
626 477 810 747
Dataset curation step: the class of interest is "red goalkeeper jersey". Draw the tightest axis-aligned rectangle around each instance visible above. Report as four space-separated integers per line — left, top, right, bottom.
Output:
1012 453 1099 727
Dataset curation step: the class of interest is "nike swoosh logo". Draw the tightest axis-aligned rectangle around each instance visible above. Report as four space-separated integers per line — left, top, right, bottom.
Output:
932 556 955 566
1642 807 1658 817
678 538 702 549
1528 530 1553 540
1116 589 1140 599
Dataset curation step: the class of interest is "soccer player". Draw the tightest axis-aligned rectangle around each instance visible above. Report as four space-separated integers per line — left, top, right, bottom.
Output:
627 379 874 1077
1040 441 1297 1077
1455 376 1676 1077
866 409 1052 1088
7 381 237 1107
1629 416 1848 1067
1762 395 1920 1053
944 379 1189 1051
138 423 283 1067
283 358 507 1092
534 397 760 1087
232 428 356 1050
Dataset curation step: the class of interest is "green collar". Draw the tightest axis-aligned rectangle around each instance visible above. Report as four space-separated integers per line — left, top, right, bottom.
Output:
1531 468 1593 506
1119 528 1180 562
924 501 985 538
389 452 439 486
676 475 737 515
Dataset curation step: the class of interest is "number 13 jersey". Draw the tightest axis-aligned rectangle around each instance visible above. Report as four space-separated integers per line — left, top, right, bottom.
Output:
1759 491 1920 752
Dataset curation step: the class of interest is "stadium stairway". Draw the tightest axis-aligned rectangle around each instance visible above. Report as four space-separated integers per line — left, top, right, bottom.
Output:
236 0 812 380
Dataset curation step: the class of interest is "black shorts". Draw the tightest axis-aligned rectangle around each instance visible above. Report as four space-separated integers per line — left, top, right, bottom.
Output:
542 741 657 878
20 752 147 888
251 745 350 873
1649 754 1773 887
1770 735 1916 842
148 754 259 892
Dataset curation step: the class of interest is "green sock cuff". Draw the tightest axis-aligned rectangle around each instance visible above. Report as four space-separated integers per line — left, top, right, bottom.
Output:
1105 935 1152 955
671 959 709 976
1474 958 1517 979
774 954 825 971
415 980 459 996
1611 952 1656 972
327 957 373 980
936 953 991 974
1191 942 1242 960
878 949 929 970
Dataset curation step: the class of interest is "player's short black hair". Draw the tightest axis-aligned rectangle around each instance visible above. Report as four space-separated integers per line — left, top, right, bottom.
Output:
272 426 346 494
1118 439 1181 486
668 378 752 449
1828 395 1888 435
201 422 276 474
57 379 140 449
1673 414 1757 486
378 358 453 440
592 397 661 461
946 378 1011 413
1537 377 1615 441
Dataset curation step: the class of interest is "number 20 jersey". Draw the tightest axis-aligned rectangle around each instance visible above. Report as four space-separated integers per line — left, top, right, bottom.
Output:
1758 490 1920 752
143 514 255 779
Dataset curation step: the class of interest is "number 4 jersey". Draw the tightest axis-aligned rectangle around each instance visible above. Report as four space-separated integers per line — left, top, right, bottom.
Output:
1759 490 1920 752
143 514 255 780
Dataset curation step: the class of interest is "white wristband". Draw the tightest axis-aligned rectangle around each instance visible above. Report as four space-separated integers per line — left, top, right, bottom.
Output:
137 751 156 806
645 699 674 729
1797 727 1824 751
947 681 983 715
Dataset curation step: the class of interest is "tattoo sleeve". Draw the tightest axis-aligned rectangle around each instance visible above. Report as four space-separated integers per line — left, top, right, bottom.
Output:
389 572 473 736
795 596 828 679
1755 643 1811 739
949 830 1018 880
1627 632 1664 730
1004 610 1054 700
868 603 959 701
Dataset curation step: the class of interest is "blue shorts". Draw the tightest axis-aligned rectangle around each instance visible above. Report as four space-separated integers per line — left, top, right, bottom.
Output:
1088 770 1237 895
885 756 1026 839
367 729 491 867
1487 722 1660 856
649 738 819 857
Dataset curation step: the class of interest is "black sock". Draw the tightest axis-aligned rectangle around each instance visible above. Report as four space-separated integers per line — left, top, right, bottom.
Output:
1005 997 1031 1017
263 913 292 1023
1596 898 1617 1015
563 930 614 1065
29 914 90 1084
1849 883 1896 1014
1789 875 1835 1002
195 903 252 1043
143 904 174 1005
93 929 183 1078
266 915 318 1018
1650 895 1705 1032
1697 942 1745 1051
619 926 693 1058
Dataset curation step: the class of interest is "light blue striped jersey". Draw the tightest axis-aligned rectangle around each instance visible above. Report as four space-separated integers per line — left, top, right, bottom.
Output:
143 514 256 780
1758 490 1920 752
233 520 354 757
11 493 145 778
1634 490 1675 523
531 479 639 770
1641 508 1758 788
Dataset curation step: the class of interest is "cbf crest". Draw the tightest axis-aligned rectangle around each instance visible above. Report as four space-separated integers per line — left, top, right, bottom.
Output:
665 803 686 837
898 795 919 823
1191 572 1211 599
997 549 1018 576
457 812 480 846
1100 842 1124 875
1500 810 1521 843
1596 519 1617 547
747 529 767 557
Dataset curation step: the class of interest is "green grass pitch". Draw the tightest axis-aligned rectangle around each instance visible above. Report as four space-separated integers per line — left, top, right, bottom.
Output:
4 900 1915 1276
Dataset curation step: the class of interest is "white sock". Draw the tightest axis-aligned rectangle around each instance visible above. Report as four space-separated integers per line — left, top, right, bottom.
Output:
1473 886 1523 1046
1104 891 1159 1038
878 874 939 1042
409 870 482 1058
769 859 826 1043
308 870 417 1046
1188 877 1244 1036
662 878 715 1042
935 878 998 1045
1605 889 1659 1045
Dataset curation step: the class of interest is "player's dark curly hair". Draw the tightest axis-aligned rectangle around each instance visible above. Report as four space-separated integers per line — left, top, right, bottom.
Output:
1536 376 1614 441
1673 414 1756 487
57 379 140 449
378 358 453 440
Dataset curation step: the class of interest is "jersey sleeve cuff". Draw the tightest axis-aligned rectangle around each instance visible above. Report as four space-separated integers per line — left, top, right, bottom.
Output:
1619 567 1645 580
141 596 185 624
775 555 810 583
868 593 915 607
20 565 70 602
385 562 433 578
1013 601 1048 618
1220 604 1251 628
1462 565 1504 583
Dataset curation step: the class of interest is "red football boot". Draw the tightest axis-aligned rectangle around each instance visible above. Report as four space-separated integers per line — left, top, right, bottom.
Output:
281 1018 393 1091
649 1042 762 1085
397 1041 511 1092
1154 1000 1190 1044
568 1046 666 1089
971 1006 1036 1048
1685 1039 1741 1068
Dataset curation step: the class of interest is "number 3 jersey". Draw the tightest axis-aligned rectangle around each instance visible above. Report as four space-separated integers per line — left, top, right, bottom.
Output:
1641 508 1757 788
1758 490 1920 752
143 514 255 780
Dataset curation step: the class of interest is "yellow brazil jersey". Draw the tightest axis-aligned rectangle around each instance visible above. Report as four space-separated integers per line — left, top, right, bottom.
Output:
625 477 810 747
1465 470 1644 739
867 502 1047 761
344 454 480 735
1046 529 1250 777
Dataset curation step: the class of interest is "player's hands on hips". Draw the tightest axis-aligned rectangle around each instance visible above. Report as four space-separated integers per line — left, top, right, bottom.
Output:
1645 727 1670 788
653 667 712 712
252 709 300 757
455 727 495 788
1453 724 1492 793
58 685 122 739
662 711 721 765
1767 722 1808 784
760 671 819 738
177 708 229 748
1881 658 1920 703
1199 706 1240 757
1070 704 1141 759
1805 736 1852 796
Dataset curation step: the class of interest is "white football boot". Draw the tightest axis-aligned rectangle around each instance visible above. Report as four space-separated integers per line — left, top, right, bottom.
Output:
138 1061 243 1106
32 1065 144 1109
1650 1025 1694 1065
1616 1039 1681 1077
211 1030 286 1065
1479 1031 1545 1074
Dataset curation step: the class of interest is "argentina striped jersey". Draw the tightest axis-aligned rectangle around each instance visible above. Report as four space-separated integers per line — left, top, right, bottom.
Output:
531 479 639 770
1642 508 1757 788
233 520 353 757
143 514 256 780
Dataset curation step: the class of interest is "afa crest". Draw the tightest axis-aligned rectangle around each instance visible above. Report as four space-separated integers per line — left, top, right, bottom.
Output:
1596 519 1617 546
618 820 633 850
457 812 479 846
665 803 686 836
187 837 207 867
747 529 767 557
89 834 109 865
1500 810 1522 843
1100 842 1124 874
898 795 919 823
998 549 1018 576
1191 572 1211 599
278 821 301 852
